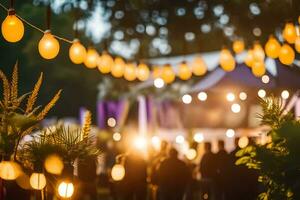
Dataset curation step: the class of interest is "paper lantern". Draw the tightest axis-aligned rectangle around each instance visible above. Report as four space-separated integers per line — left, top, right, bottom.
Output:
58 181 74 198
69 39 86 64
295 36 300 53
152 66 162 79
44 154 64 175
111 164 125 181
191 57 207 76
38 30 60 59
265 36 281 59
252 61 266 77
161 66 175 84
0 161 21 180
136 63 150 81
283 23 297 44
233 40 245 54
253 43 265 62
29 173 47 190
220 49 235 72
124 63 136 81
98 52 114 74
279 44 295 65
84 48 99 69
1 9 24 42
178 62 192 80
111 57 125 78
245 49 254 67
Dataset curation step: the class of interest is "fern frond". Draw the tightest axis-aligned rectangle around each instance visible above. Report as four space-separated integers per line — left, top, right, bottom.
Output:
26 73 43 114
82 110 92 141
11 62 18 106
37 89 62 120
0 70 10 107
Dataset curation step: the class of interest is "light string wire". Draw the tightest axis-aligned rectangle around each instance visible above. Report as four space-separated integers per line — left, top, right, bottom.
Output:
0 2 72 44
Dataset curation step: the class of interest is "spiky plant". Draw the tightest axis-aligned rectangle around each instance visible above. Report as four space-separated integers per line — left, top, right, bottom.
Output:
236 96 300 200
0 62 62 160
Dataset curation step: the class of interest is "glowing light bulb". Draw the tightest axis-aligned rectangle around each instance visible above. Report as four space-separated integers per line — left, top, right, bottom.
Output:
182 94 192 104
58 181 74 198
238 136 249 148
98 52 114 74
1 9 24 42
29 173 46 190
252 61 266 77
137 63 150 81
281 90 289 99
113 132 122 142
226 93 235 102
111 164 125 181
220 49 236 72
279 44 295 65
261 75 270 84
84 48 99 68
245 49 254 67
38 30 60 59
154 78 164 88
253 43 265 62
161 66 175 84
0 161 21 180
176 135 185 144
239 92 247 101
192 57 207 76
198 92 207 101
283 23 297 44
124 63 137 81
111 57 125 78
133 136 147 150
231 103 241 113
107 117 117 127
258 89 266 98
186 149 197 160
193 132 204 143
44 154 64 175
233 40 245 54
178 62 192 80
265 36 281 59
226 129 235 138
69 39 86 64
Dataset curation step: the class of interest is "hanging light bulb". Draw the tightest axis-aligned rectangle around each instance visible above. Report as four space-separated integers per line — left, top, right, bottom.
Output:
245 49 254 67
252 61 266 77
161 65 176 84
0 161 21 180
111 164 125 181
111 57 125 78
38 30 60 59
279 44 295 65
220 48 236 72
84 48 99 68
69 39 86 64
178 62 192 80
283 23 297 44
136 63 150 81
191 57 207 76
124 63 137 81
1 9 24 42
295 36 300 53
253 43 265 62
58 181 74 198
98 52 114 74
265 36 281 59
232 40 245 54
152 66 163 79
29 173 47 190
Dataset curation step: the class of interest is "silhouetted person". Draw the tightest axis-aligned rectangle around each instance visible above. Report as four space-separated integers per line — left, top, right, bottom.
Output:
157 148 190 200
122 151 148 200
215 140 231 200
200 142 217 199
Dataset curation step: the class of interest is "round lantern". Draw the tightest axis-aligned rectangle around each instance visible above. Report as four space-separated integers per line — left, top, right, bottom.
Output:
98 52 114 74
279 44 295 65
38 30 60 59
192 57 207 76
0 161 21 180
111 164 125 181
283 23 297 44
253 43 265 62
178 62 192 80
265 36 281 59
111 57 125 78
161 65 176 84
58 181 74 198
124 63 137 81
29 173 47 190
252 61 266 77
220 49 235 72
1 9 24 43
295 36 300 53
136 63 150 81
245 49 254 67
232 40 245 54
84 48 99 69
69 39 86 64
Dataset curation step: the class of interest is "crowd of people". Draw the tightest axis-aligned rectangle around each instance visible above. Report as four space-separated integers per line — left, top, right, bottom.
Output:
100 138 260 200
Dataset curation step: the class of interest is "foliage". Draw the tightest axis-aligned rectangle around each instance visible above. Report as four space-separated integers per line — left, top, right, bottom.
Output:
0 62 61 159
236 97 300 200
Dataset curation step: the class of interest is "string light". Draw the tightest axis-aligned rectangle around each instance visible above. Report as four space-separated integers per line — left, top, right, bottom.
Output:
233 40 245 54
38 30 60 59
98 52 114 74
58 181 74 198
185 149 197 160
161 66 175 84
252 61 266 77
182 94 192 104
1 8 24 42
283 23 297 44
111 57 125 78
137 63 150 81
29 173 47 190
154 78 164 88
258 89 266 98
69 39 86 64
226 129 235 138
84 48 99 68
220 48 235 72
279 44 295 65
151 136 161 150
113 132 122 142
192 57 207 76
226 93 235 102
231 103 241 113
178 62 192 80
193 132 204 143
261 75 270 84
265 36 281 58
239 92 247 101
281 90 289 99
245 49 254 67
198 92 207 101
